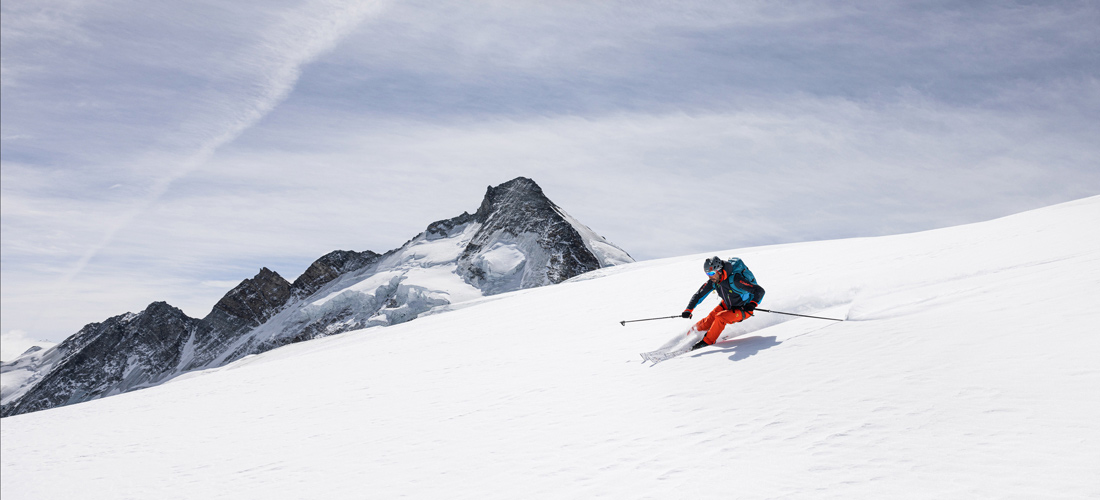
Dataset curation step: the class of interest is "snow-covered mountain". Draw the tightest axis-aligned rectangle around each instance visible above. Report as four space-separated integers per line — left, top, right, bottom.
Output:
1 177 632 417
2 196 1096 499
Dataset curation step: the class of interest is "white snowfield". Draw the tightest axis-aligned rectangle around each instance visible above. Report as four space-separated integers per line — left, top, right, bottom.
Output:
3 197 1098 499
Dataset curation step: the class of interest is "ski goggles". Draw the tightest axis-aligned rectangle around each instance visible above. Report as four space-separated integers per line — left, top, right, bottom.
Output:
706 269 720 276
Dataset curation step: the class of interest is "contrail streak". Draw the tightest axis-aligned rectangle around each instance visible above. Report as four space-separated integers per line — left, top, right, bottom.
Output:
59 0 390 287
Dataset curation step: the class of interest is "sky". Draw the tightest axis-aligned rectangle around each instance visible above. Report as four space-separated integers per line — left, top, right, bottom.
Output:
2 0 1099 345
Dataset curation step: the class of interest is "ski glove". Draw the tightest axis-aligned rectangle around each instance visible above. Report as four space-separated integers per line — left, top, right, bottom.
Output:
743 301 758 312
681 310 693 319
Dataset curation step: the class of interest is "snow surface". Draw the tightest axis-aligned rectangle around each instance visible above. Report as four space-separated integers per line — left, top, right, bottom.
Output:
554 205 635 267
2 197 1099 499
477 242 526 277
1 344 66 406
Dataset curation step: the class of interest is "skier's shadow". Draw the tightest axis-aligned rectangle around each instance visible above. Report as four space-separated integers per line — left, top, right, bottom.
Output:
694 335 781 362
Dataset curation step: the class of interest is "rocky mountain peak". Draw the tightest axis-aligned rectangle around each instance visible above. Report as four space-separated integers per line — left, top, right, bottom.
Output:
425 212 476 239
473 176 554 224
143 300 182 319
204 267 292 332
292 250 381 296
1 301 199 417
456 177 626 293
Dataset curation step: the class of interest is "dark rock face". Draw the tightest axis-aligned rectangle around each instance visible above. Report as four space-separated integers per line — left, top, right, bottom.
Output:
292 250 381 296
2 177 632 418
1 302 202 417
457 177 603 293
425 212 476 240
183 268 292 371
204 267 292 332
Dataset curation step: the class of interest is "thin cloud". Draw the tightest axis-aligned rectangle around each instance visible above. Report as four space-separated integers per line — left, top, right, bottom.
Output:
0 330 57 361
49 0 391 286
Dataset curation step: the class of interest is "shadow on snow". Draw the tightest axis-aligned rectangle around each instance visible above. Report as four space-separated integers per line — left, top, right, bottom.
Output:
692 335 782 362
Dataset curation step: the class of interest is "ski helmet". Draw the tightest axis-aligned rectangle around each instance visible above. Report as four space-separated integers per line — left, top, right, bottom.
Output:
704 256 724 276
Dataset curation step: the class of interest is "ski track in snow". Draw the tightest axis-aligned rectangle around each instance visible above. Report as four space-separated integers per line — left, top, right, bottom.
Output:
2 197 1099 499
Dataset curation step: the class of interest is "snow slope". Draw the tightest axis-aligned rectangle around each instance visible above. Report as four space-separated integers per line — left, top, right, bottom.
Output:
2 196 1098 499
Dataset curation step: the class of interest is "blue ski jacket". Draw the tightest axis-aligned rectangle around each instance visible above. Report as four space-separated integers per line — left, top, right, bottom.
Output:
685 259 765 313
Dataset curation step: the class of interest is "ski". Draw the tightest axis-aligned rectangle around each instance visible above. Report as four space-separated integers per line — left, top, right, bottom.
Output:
641 347 692 365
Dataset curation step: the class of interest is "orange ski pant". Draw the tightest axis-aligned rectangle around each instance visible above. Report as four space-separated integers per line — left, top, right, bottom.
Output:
695 304 752 344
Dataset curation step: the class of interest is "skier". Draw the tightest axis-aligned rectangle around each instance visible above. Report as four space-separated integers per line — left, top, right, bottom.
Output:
681 256 765 350
639 256 765 364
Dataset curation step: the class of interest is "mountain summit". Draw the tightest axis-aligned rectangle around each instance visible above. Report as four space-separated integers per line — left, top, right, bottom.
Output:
458 177 631 293
1 177 632 417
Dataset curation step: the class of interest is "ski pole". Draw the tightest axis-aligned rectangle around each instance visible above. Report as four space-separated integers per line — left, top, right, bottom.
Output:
620 315 681 326
755 308 844 322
